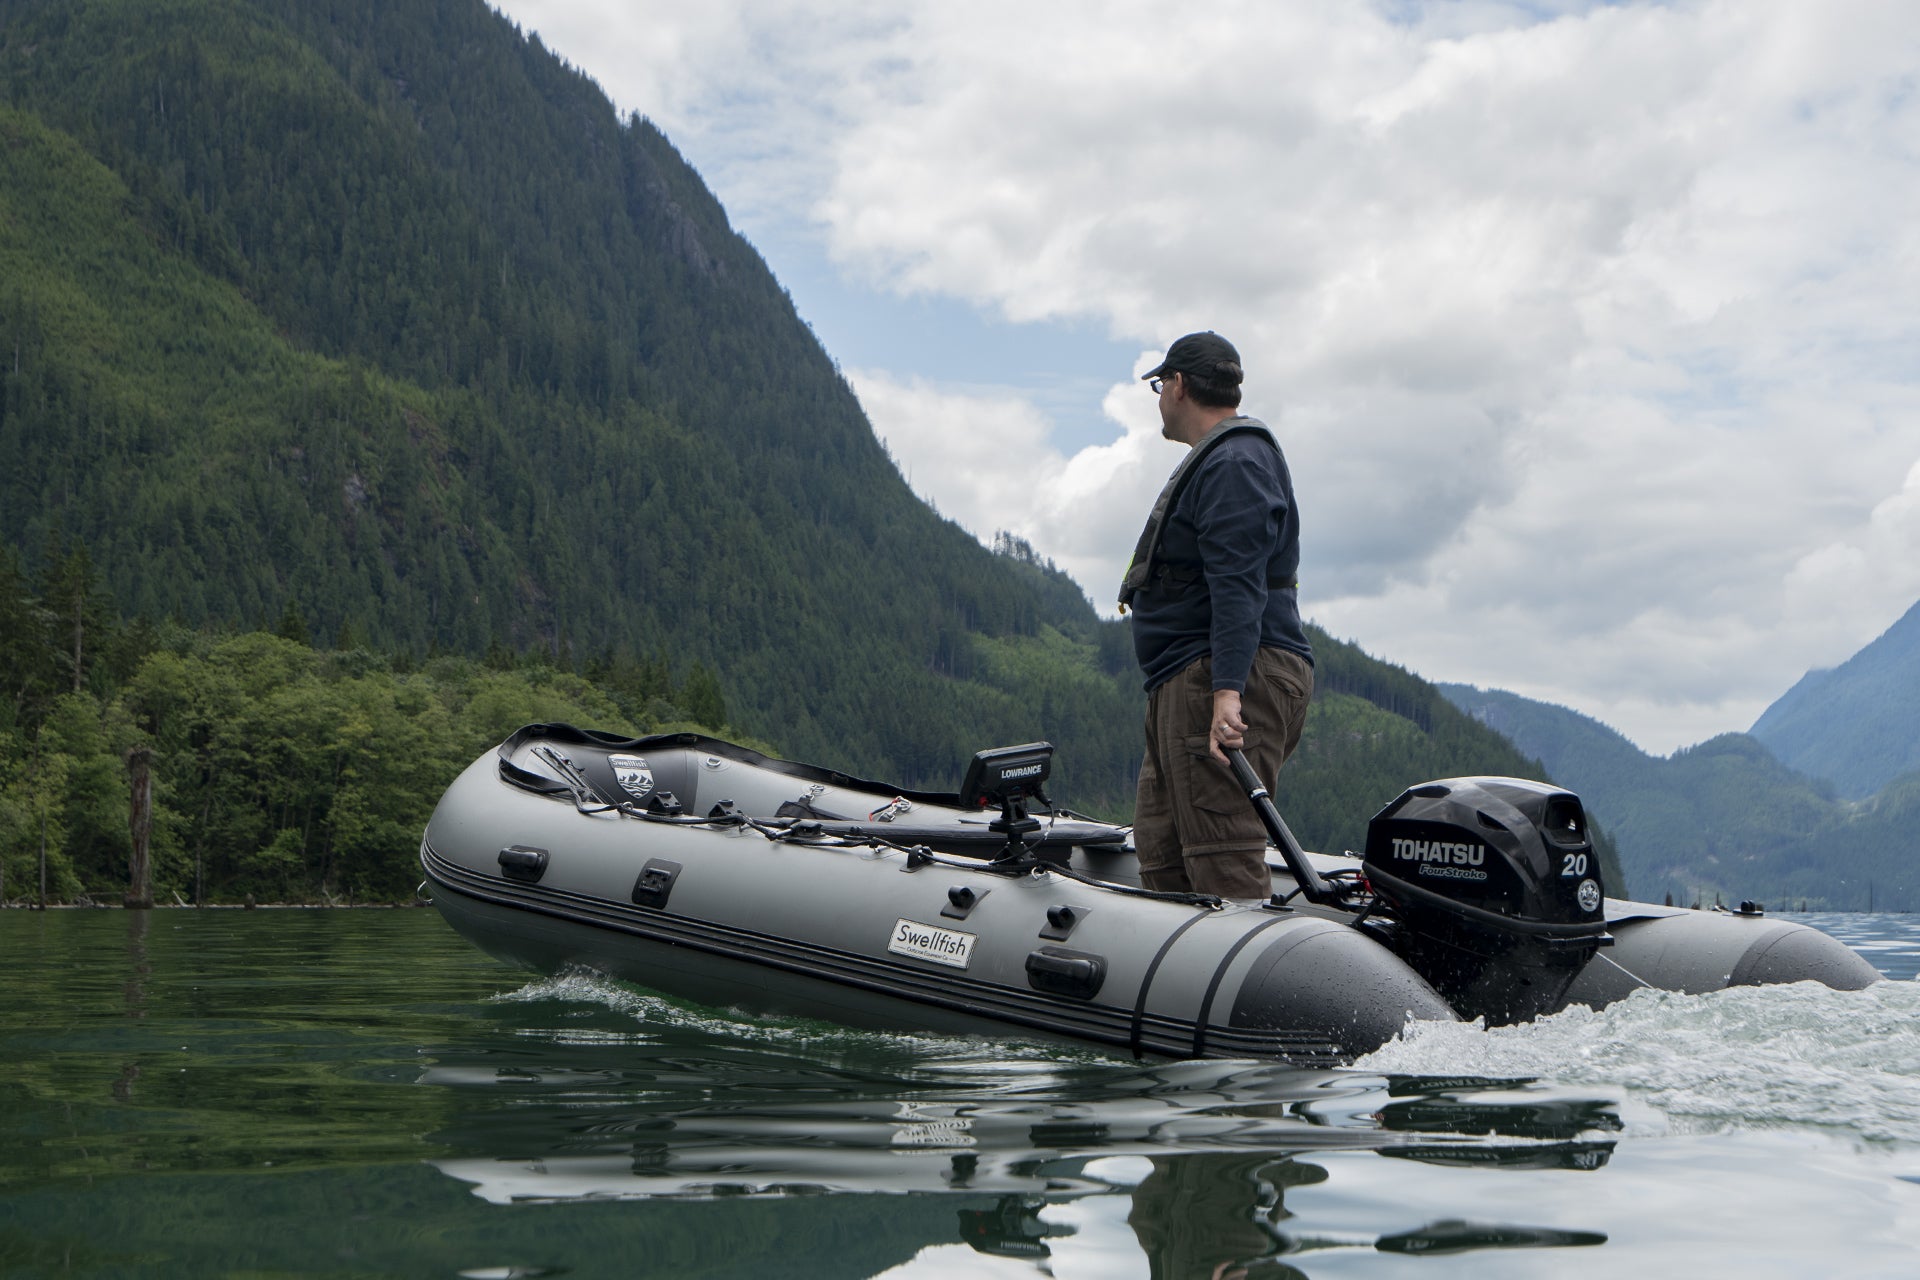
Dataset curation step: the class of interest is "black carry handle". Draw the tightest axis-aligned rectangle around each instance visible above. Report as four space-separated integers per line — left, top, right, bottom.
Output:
1225 748 1341 906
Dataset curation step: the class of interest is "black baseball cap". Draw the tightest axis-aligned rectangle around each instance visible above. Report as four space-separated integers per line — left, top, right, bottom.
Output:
1143 331 1242 382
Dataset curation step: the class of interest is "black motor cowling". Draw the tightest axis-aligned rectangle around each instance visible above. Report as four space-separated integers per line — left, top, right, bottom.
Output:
1362 777 1608 1025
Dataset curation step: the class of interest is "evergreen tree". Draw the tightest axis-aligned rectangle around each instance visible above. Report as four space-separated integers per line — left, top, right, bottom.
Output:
682 661 727 732
277 600 311 647
0 547 55 729
36 540 114 697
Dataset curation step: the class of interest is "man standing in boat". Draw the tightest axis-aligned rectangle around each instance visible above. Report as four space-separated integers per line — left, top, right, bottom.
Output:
1120 332 1315 899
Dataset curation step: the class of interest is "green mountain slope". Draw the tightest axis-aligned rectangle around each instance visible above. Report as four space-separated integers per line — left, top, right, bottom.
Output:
1750 598 1920 800
0 0 1583 901
0 0 1143 800
1442 683 1920 911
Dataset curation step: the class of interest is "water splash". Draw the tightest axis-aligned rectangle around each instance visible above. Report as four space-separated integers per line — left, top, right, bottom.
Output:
1358 980 1920 1143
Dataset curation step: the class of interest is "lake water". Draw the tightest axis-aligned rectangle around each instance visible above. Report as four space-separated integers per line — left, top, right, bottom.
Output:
3 907 1918 1279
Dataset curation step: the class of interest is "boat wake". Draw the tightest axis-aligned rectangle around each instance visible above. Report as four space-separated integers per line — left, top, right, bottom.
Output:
492 966 1920 1144
486 966 1108 1069
1358 978 1920 1144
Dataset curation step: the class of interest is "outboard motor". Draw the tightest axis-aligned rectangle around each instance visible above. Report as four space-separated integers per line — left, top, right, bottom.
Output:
1362 778 1609 1025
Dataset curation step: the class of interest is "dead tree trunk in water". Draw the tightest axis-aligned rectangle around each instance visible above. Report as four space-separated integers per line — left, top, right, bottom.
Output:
125 748 153 909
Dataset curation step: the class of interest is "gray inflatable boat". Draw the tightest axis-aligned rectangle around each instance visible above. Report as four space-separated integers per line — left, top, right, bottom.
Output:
420 725 1879 1065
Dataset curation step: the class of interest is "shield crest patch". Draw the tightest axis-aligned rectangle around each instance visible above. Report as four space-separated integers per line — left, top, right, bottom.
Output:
607 754 655 799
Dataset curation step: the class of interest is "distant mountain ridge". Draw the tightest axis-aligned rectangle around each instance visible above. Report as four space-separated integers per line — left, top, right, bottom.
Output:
1750 599 1920 800
1440 683 1920 911
1437 685 1652 790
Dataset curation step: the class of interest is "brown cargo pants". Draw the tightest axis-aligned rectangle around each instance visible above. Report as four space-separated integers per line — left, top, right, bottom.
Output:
1134 647 1314 898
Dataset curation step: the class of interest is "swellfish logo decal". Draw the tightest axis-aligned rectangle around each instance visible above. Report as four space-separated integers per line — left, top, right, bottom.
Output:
888 919 976 970
607 754 654 799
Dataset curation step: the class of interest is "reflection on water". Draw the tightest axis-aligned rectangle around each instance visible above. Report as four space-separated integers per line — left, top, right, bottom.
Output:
422 1052 1614 1199
2 909 1917 1278
423 1032 1616 1273
425 979 1621 1277
429 1067 1616 1275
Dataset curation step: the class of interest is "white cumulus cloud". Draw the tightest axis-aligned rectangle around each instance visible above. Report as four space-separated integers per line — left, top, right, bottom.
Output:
848 366 1177 607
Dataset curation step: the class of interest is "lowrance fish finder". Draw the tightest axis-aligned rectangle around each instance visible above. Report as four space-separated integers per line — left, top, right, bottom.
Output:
959 741 1054 857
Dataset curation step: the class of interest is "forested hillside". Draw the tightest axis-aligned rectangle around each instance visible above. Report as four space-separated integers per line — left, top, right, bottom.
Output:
1444 683 1920 912
0 0 1571 903
0 0 1144 799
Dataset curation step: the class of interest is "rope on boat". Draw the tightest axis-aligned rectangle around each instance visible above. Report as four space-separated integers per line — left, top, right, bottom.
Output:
523 743 1230 911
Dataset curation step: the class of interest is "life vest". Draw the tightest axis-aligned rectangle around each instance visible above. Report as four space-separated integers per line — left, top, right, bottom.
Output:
1117 417 1297 613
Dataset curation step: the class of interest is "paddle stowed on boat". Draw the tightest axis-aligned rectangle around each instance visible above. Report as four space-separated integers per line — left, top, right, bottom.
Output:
420 725 1881 1065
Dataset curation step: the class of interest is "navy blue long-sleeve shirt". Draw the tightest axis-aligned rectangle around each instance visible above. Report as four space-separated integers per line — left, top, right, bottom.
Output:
1130 417 1313 693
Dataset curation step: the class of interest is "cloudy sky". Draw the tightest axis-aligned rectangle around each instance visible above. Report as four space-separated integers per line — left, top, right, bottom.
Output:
493 0 1920 756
